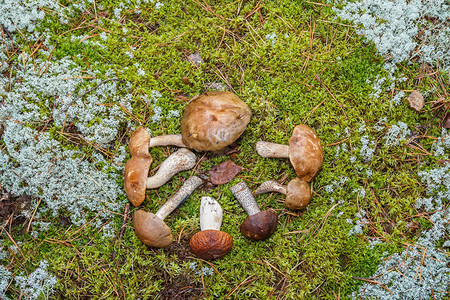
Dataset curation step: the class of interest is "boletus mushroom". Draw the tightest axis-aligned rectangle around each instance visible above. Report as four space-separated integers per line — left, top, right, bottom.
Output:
124 127 197 206
256 124 323 182
230 182 278 240
133 176 204 248
149 91 252 151
190 197 233 260
124 127 153 206
254 178 311 210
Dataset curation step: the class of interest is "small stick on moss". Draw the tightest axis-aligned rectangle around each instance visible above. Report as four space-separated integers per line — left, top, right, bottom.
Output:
119 203 130 240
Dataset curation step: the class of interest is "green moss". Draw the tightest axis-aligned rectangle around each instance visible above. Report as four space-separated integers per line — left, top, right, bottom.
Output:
2 0 448 299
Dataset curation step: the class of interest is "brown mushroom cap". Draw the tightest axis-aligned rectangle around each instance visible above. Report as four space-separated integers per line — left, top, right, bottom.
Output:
190 230 233 260
133 210 173 248
181 91 252 151
288 125 323 182
124 127 152 206
285 177 311 210
129 127 151 157
240 211 278 240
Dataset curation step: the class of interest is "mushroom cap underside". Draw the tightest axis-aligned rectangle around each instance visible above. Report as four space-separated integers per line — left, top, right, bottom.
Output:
240 211 278 240
181 91 252 151
124 155 153 206
288 124 323 182
133 210 173 248
285 177 311 210
190 229 233 260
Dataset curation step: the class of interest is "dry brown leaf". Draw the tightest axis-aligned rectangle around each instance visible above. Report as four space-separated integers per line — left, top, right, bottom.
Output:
407 91 424 112
209 160 243 185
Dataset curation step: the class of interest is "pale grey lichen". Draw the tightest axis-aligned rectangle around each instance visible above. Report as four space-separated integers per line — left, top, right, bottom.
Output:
336 0 450 71
383 121 411 147
14 260 57 300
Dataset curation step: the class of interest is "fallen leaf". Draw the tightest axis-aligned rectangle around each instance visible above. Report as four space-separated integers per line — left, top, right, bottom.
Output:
407 91 424 112
209 160 243 185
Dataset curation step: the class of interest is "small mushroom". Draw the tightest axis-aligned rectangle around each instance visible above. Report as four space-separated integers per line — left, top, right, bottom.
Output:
133 176 204 248
146 148 197 189
230 182 278 240
124 127 153 206
254 178 311 210
256 124 323 182
189 197 233 260
149 91 252 151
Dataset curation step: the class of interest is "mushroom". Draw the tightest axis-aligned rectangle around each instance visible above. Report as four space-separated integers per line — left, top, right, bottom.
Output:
256 124 323 182
149 91 252 151
254 178 311 210
230 182 278 240
133 176 204 248
124 127 153 206
124 127 197 206
189 197 233 260
146 148 197 189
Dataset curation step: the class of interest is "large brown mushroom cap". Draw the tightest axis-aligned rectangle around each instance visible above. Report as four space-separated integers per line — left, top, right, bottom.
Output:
288 125 323 182
190 230 233 260
124 127 152 206
240 211 278 240
124 156 152 206
129 127 152 157
133 210 173 248
181 91 252 151
285 177 311 210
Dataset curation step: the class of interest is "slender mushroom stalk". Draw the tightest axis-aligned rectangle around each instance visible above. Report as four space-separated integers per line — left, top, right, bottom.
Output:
254 178 312 210
155 176 204 220
124 127 153 206
230 182 278 240
149 134 187 148
256 142 289 158
149 91 252 151
254 181 287 195
189 197 233 260
133 176 204 248
146 148 197 189
256 125 323 182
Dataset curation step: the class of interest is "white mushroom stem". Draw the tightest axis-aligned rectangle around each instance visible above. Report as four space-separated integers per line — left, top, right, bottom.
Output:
230 182 260 216
256 141 289 158
146 148 197 189
254 181 287 195
149 134 187 148
155 176 204 220
199 197 223 231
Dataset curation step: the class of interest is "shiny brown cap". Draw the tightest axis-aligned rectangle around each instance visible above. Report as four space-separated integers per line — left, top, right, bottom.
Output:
133 210 173 248
285 177 311 210
288 125 323 182
124 156 152 206
124 127 152 206
129 127 151 157
190 230 233 260
181 91 252 151
240 211 278 240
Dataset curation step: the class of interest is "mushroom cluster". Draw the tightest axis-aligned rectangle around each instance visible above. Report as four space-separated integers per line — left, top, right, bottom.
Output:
123 91 324 260
124 91 253 258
